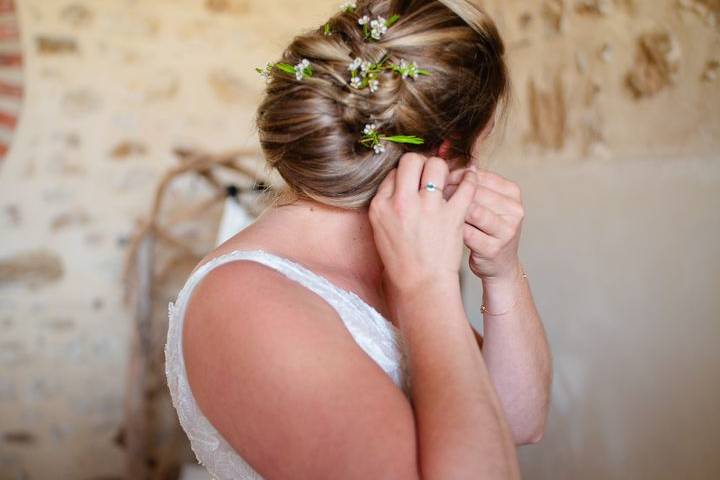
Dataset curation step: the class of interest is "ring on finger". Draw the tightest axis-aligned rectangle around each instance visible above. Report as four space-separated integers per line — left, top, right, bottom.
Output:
424 182 443 193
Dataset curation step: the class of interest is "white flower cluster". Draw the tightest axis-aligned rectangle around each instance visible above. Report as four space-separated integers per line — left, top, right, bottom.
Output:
347 57 363 88
258 62 273 82
339 0 357 13
294 58 311 81
369 16 389 40
362 123 386 154
397 58 420 79
347 57 380 92
348 57 363 72
362 123 377 134
357 15 389 40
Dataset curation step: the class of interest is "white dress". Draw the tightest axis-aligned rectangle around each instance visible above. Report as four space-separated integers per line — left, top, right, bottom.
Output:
164 249 412 479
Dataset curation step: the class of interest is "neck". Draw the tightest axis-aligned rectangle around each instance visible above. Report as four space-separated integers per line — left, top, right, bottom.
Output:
252 194 385 290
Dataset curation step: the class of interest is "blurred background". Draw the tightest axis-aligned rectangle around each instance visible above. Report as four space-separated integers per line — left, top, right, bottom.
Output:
0 0 718 479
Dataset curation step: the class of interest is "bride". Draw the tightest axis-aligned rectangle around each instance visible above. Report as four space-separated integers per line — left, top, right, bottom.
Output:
165 0 552 478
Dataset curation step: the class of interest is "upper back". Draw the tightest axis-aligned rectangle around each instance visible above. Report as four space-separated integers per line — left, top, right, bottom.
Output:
165 249 414 479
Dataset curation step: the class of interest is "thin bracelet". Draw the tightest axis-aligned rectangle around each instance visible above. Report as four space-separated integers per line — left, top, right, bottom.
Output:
480 265 528 316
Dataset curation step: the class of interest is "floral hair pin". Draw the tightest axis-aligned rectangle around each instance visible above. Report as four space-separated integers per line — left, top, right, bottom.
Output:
255 62 274 82
390 58 431 80
339 0 357 13
256 58 313 81
358 14 400 41
347 54 430 93
347 56 385 92
360 123 424 154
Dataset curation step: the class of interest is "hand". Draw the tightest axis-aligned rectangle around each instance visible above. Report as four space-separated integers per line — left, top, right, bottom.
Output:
368 153 479 295
443 164 525 282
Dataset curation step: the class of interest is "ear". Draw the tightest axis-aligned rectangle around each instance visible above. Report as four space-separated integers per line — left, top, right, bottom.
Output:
436 138 464 171
437 138 452 160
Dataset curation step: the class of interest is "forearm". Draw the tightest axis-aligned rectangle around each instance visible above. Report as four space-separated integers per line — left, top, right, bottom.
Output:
390 276 520 479
480 262 552 445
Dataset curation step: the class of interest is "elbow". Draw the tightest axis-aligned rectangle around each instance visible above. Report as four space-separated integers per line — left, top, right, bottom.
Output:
513 416 547 446
523 425 545 445
515 385 551 445
514 426 544 446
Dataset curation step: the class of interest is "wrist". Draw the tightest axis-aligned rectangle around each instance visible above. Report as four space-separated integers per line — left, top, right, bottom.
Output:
385 274 462 324
481 259 523 288
480 262 527 316
386 271 459 299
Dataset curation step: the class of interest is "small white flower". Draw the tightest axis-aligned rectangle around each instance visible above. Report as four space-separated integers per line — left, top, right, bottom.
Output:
396 58 420 79
363 123 377 135
370 16 385 29
339 0 357 12
368 78 379 92
360 60 372 74
370 16 388 39
259 62 272 80
371 27 385 40
373 142 386 154
348 57 362 72
294 58 311 80
358 15 370 25
350 76 363 89
409 61 419 79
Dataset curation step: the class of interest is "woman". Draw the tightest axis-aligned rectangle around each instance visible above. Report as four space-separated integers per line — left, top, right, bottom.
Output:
165 0 552 478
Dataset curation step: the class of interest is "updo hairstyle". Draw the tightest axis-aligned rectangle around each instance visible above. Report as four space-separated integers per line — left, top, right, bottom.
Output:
254 0 510 208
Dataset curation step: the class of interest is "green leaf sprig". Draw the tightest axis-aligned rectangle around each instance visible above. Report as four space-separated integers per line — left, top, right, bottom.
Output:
389 58 431 79
347 53 431 93
360 123 424 154
257 59 313 81
255 62 274 81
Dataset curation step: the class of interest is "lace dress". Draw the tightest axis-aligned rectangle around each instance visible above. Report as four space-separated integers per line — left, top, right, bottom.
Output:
164 249 412 479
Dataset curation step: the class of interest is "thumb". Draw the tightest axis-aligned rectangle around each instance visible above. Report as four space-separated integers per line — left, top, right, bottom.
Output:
447 166 478 212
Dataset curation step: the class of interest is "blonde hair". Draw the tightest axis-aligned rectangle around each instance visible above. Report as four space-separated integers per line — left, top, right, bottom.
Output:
255 0 510 209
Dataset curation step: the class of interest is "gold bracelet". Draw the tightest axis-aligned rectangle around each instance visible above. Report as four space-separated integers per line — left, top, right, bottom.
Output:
480 265 528 316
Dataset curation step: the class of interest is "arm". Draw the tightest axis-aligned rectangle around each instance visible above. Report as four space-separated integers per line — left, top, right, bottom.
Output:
367 153 520 477
388 275 521 479
444 165 552 445
477 261 552 445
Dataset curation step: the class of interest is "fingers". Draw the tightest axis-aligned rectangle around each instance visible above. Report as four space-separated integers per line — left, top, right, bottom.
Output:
394 153 426 200
375 167 397 199
481 170 521 201
446 165 474 186
446 165 522 201
419 156 449 201
463 223 501 255
465 203 514 239
447 167 478 213
471 184 524 216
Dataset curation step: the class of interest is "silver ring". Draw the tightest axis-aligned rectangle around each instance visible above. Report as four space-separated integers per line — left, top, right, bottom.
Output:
424 182 443 192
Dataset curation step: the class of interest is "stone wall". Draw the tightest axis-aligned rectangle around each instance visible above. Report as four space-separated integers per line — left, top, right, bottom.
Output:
0 1 718 479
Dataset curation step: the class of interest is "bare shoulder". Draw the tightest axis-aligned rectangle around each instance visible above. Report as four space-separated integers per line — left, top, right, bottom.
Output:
182 259 419 479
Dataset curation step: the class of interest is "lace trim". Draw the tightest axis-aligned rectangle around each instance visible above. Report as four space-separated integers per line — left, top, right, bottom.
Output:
164 249 411 479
